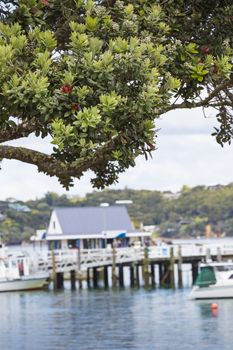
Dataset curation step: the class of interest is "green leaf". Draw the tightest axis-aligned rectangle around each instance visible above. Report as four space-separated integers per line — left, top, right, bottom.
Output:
85 16 99 32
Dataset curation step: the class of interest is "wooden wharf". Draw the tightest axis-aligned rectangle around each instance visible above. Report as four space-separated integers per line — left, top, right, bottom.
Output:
31 242 233 290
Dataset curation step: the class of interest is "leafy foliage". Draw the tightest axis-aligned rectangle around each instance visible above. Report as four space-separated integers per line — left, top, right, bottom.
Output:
0 0 232 189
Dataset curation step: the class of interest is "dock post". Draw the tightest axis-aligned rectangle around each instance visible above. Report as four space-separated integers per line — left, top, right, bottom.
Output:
151 264 156 287
169 247 175 289
56 272 64 289
192 261 199 285
143 247 149 288
104 266 109 288
51 249 57 290
178 245 183 288
206 248 211 262
87 268 91 288
119 265 124 288
93 267 98 288
112 241 117 288
158 262 163 287
77 248 82 289
217 247 222 262
135 264 140 287
70 270 76 290
161 262 170 288
130 264 135 288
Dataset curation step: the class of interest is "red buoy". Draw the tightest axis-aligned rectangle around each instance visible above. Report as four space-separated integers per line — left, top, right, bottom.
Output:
211 303 218 310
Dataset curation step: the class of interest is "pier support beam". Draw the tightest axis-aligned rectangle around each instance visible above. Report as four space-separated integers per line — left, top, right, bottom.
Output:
51 249 57 290
143 247 150 288
169 247 175 289
119 265 124 288
112 242 117 288
158 263 163 287
78 273 83 289
192 261 199 285
93 267 98 288
70 270 76 290
135 265 140 287
178 246 183 288
130 265 135 288
104 266 109 288
151 264 156 287
87 268 91 288
161 262 170 288
217 247 222 262
56 272 64 289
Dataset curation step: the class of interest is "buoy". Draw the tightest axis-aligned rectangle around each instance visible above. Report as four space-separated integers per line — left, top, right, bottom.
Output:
211 303 218 310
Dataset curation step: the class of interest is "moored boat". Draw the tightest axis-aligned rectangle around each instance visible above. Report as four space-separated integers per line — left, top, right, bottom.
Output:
189 261 233 299
0 247 49 292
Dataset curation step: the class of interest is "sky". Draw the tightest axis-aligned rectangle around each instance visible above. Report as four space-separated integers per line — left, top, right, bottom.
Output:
1 107 233 201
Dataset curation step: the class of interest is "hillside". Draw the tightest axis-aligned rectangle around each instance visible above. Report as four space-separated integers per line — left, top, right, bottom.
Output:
1 184 233 243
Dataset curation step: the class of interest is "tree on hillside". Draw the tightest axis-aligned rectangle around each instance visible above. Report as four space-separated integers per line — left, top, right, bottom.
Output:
0 0 232 189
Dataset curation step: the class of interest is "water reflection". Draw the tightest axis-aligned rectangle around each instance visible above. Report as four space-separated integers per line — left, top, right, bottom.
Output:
0 289 233 350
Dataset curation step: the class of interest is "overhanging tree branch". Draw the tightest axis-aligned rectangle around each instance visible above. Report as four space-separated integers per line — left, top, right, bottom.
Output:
0 141 115 180
164 80 233 113
0 120 38 143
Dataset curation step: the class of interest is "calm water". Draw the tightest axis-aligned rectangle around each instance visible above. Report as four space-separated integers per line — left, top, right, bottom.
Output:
1 287 233 350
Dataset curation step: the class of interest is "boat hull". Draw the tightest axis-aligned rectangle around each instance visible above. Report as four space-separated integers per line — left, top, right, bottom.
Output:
189 284 233 299
0 275 49 292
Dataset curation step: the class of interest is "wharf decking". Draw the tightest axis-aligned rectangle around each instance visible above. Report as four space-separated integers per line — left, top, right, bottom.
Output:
31 241 233 289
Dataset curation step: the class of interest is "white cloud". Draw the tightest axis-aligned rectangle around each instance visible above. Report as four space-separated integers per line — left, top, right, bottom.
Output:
0 108 233 201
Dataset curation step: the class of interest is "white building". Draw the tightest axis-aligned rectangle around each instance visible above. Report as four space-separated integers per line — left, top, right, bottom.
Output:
46 206 151 249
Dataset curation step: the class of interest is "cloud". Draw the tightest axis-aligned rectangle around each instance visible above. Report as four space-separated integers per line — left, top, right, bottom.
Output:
1 109 233 200
157 108 218 136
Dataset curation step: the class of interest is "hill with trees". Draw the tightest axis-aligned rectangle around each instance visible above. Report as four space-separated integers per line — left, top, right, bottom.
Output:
1 183 233 243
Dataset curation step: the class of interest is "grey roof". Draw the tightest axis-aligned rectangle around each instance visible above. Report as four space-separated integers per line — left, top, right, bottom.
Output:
54 206 134 235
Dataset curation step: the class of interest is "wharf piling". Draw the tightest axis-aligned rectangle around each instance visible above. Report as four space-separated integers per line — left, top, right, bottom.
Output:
178 246 183 288
192 261 199 284
143 247 150 288
112 243 117 288
70 270 76 290
151 264 156 287
135 264 140 288
130 264 135 288
169 247 175 289
119 265 124 287
87 268 91 288
104 266 109 288
45 242 228 291
56 272 64 289
93 267 98 288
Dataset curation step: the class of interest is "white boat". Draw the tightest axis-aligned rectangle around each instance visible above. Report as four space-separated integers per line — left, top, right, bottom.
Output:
189 261 233 299
0 248 49 292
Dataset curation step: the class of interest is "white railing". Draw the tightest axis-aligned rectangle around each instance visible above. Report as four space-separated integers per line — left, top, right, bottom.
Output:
22 243 233 273
34 247 144 272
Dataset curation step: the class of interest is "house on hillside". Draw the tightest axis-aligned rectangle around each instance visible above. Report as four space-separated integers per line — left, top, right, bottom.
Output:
46 205 151 249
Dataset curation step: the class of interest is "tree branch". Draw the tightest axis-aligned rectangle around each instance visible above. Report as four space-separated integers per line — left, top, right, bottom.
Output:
164 80 233 113
0 120 38 143
0 141 115 180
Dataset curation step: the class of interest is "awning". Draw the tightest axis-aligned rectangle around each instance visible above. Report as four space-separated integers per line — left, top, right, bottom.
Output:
115 232 126 239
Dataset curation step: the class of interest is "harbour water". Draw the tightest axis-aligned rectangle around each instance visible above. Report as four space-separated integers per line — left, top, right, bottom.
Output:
1 287 233 350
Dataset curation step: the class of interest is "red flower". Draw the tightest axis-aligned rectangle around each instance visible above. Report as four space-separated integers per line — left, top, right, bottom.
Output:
72 103 81 111
201 45 210 54
60 84 73 94
40 0 49 5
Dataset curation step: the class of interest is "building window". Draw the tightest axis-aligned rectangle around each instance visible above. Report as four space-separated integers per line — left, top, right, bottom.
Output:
53 221 56 230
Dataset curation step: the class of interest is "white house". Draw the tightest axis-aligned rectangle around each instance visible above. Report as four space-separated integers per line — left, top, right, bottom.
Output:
46 205 151 249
